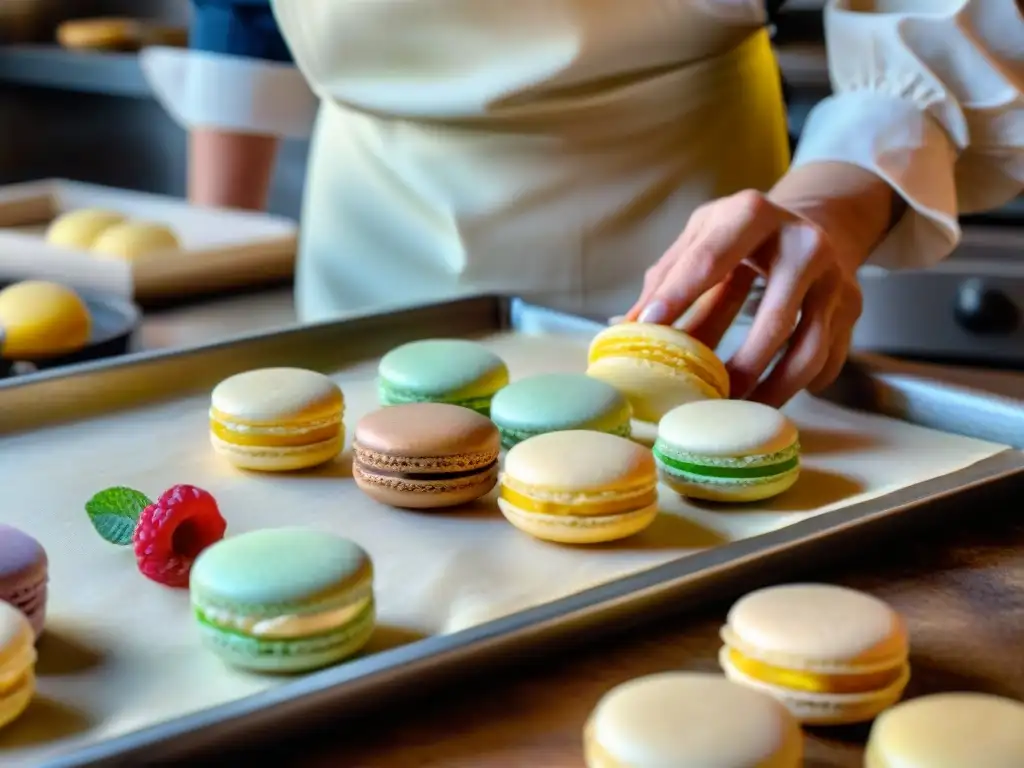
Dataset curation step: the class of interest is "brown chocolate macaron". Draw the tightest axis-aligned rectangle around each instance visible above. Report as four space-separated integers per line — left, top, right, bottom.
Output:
353 403 500 509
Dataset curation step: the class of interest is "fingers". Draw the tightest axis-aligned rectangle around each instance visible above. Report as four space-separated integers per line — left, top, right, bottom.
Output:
748 273 839 408
629 190 781 325
808 283 863 394
681 262 759 350
726 222 831 398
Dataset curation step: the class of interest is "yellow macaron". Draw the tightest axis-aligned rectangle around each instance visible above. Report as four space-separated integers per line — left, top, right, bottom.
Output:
91 221 181 261
719 583 910 726
0 602 37 730
0 280 91 359
210 368 345 472
587 322 728 423
866 693 1024 767
498 430 659 544
45 209 127 250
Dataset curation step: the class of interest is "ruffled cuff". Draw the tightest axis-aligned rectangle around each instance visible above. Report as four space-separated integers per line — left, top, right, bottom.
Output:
139 46 317 139
792 90 960 271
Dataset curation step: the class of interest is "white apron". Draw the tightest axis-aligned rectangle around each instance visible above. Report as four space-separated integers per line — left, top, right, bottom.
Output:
270 1 790 323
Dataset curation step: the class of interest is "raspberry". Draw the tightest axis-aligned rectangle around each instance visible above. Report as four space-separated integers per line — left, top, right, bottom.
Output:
132 485 226 588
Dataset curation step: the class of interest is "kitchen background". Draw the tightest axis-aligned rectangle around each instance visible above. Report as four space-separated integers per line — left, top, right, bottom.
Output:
0 0 1021 365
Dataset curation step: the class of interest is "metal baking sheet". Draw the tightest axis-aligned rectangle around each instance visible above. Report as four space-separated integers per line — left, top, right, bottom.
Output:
1 296 1022 768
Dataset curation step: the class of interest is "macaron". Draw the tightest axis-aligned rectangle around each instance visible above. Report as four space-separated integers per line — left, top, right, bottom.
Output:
654 399 800 503
0 525 48 639
587 322 728 422
190 528 375 673
0 280 91 359
584 672 803 768
0 602 37 729
489 373 632 449
353 403 500 509
209 367 345 472
498 430 659 544
866 693 1024 767
719 583 910 725
91 220 181 261
45 208 126 249
377 339 509 415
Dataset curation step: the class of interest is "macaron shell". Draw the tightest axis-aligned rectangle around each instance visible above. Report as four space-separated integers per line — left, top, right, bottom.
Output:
354 403 499 459
584 672 802 768
587 356 720 423
211 368 344 424
45 209 125 249
355 463 498 510
502 431 655 494
90 221 180 260
191 528 372 610
657 400 798 457
489 373 632 443
720 647 911 726
498 498 658 544
659 466 800 503
209 432 344 472
0 671 35 730
378 339 508 399
865 693 1024 768
724 584 908 671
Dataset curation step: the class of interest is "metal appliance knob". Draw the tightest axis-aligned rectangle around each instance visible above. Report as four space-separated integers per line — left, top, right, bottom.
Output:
954 279 1019 335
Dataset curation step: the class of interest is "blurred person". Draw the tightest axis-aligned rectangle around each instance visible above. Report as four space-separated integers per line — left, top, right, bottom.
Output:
143 0 1024 406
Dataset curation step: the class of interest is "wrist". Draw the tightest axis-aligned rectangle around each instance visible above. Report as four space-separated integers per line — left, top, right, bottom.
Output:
769 161 903 270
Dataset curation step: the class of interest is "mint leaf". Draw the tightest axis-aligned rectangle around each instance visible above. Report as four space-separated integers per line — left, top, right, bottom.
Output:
85 487 151 545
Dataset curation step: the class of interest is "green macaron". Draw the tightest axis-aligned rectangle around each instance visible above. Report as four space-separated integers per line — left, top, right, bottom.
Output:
377 339 509 415
190 528 375 673
654 400 801 503
489 373 632 449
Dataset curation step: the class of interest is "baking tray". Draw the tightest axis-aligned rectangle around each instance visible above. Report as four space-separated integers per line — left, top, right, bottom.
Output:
0 179 297 306
1 296 1023 768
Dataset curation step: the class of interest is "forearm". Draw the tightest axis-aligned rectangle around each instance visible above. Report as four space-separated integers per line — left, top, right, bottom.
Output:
188 128 278 210
769 161 904 270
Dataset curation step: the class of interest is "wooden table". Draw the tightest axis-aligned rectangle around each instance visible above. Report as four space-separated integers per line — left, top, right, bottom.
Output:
139 291 1024 767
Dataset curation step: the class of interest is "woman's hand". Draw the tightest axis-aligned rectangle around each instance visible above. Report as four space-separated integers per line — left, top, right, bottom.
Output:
625 162 899 407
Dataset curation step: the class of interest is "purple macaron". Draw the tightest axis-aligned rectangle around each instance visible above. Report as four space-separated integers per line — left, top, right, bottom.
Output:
0 524 48 639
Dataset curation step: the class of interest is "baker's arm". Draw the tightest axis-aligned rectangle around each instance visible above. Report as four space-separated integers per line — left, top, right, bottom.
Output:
139 0 317 210
790 0 1024 269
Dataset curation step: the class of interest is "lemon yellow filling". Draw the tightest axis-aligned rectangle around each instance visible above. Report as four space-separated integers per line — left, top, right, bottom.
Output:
727 649 904 694
210 416 341 448
590 340 726 397
500 484 656 517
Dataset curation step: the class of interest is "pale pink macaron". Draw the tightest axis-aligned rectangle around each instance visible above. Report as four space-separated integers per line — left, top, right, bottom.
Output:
0 524 48 639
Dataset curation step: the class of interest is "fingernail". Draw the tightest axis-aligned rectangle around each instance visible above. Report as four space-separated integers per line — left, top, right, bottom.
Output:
637 301 670 325
608 315 627 325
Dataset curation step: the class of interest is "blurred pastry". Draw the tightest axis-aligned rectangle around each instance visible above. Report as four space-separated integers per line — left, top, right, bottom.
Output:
91 221 181 261
56 18 187 52
45 209 126 250
0 280 91 359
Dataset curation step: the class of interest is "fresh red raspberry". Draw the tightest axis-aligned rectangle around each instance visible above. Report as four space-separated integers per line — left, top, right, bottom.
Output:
132 485 226 588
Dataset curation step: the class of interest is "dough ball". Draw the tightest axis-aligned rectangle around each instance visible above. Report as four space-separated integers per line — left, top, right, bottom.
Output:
46 209 126 250
91 221 181 261
0 280 91 359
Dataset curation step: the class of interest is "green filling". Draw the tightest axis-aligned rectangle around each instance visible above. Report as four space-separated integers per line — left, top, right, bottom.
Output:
499 420 631 450
379 381 492 415
194 602 374 657
653 447 799 479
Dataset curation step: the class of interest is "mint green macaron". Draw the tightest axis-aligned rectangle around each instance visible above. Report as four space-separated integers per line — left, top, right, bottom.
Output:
190 528 375 673
489 373 632 449
378 339 509 415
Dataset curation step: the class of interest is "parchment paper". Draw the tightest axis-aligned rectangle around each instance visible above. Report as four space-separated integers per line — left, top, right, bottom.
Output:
0 179 297 299
0 332 1010 764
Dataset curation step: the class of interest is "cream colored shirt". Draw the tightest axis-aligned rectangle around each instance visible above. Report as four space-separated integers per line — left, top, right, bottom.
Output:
143 0 1024 322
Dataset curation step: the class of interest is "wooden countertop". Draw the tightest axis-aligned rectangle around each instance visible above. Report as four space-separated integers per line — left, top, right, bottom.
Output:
140 291 1024 767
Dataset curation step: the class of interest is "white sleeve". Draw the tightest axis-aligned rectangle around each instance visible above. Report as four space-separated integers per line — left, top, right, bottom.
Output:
791 0 1024 270
139 46 318 139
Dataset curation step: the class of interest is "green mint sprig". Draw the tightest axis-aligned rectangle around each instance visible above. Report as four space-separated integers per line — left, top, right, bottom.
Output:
85 487 152 545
